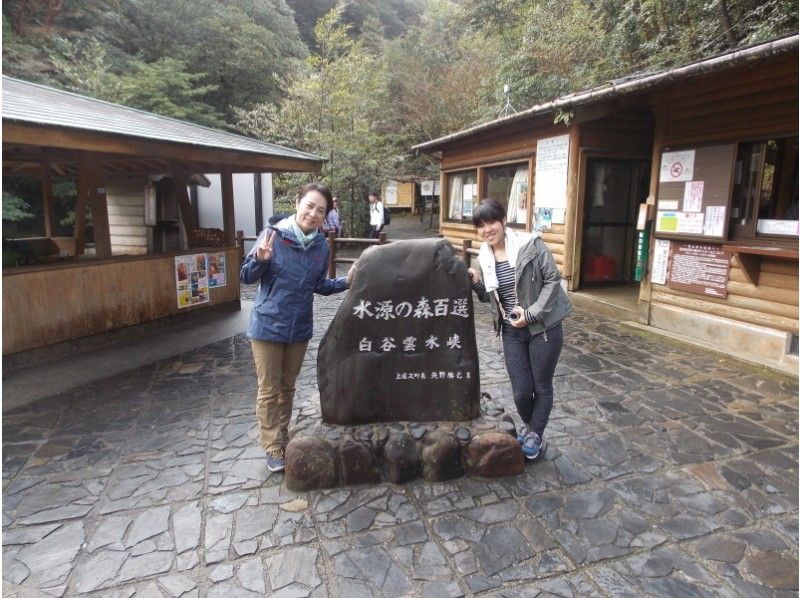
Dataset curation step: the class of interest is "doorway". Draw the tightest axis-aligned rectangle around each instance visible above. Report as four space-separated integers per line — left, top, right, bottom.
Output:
581 158 650 286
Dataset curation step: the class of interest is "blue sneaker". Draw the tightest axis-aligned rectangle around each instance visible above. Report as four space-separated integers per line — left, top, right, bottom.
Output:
266 451 285 472
516 423 530 444
521 432 543 460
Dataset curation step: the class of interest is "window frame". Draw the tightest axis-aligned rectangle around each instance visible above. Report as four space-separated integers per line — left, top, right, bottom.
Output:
442 157 534 228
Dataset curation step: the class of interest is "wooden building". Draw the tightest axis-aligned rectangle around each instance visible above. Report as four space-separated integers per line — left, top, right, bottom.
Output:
3 76 323 356
413 35 798 374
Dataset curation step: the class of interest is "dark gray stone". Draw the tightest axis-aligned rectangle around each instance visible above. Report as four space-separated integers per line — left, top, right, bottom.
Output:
697 536 746 563
454 427 471 442
498 421 516 437
421 431 463 482
383 433 421 483
474 526 534 576
410 426 427 440
318 239 480 424
337 435 380 487
285 437 337 491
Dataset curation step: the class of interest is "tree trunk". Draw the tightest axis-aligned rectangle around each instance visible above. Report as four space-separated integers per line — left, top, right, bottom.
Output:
717 0 740 49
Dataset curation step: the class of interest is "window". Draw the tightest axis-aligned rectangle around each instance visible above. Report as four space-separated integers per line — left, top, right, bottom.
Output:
446 170 477 221
485 163 529 226
731 137 798 239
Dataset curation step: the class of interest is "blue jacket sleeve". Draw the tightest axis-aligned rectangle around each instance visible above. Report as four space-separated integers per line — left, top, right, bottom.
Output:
314 272 348 296
240 229 272 284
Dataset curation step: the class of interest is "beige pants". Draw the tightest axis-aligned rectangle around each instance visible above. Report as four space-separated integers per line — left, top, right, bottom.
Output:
251 339 309 454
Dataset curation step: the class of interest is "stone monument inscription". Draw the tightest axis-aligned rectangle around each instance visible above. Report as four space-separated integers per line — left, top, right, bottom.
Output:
318 238 480 424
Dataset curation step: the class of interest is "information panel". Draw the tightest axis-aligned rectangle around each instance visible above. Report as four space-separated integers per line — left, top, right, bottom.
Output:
655 144 736 242
668 242 731 298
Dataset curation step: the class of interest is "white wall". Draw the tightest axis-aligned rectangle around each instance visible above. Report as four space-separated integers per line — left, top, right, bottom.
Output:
195 173 273 253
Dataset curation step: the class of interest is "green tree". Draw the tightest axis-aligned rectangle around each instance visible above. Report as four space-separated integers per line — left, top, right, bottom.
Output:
236 2 394 236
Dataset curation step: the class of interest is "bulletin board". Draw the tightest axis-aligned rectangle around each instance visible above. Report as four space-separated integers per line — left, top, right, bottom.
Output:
654 144 736 242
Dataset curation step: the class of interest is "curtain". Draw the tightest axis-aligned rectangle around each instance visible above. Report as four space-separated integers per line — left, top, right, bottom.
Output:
449 175 464 219
506 166 528 224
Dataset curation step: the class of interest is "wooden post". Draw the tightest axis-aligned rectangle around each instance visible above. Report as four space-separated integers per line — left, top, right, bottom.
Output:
83 154 112 259
327 231 337 278
563 124 581 289
74 155 91 255
221 166 236 246
236 229 244 263
462 239 472 267
378 231 387 245
41 161 54 238
172 163 197 233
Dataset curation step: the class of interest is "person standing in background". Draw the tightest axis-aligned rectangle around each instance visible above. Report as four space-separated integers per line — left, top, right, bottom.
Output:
323 197 342 236
367 192 383 239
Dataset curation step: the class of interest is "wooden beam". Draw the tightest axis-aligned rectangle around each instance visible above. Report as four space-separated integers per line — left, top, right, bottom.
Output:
221 166 236 246
171 163 197 232
41 161 54 237
83 153 112 258
4 122 323 173
75 159 89 255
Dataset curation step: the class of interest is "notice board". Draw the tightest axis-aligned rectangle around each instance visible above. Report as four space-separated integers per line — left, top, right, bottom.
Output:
668 242 731 298
655 144 736 242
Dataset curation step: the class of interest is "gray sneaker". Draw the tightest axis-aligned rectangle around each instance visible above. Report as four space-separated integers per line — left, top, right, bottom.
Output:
266 451 285 472
516 423 530 444
521 432 543 460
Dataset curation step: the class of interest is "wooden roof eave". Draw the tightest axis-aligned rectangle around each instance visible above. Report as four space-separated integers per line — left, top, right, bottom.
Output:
3 121 324 173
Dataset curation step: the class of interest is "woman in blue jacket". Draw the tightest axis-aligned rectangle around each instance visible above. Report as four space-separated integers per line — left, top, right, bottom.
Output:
241 182 352 472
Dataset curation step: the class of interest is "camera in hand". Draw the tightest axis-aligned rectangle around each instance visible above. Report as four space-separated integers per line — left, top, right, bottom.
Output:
509 311 520 321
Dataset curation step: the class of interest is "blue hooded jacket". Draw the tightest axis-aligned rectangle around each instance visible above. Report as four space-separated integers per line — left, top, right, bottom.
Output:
240 218 347 343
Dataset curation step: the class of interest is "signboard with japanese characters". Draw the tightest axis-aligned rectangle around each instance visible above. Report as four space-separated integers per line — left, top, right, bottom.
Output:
668 242 731 298
655 144 736 242
318 239 480 425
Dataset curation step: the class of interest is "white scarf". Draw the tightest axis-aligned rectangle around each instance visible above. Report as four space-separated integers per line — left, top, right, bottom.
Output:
477 227 537 292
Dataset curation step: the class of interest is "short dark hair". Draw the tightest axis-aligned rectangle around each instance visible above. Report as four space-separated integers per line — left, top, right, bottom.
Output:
367 191 379 200
472 198 506 227
298 182 334 214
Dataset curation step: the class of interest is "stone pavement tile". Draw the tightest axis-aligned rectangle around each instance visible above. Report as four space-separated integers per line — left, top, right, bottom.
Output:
527 487 667 565
563 393 660 429
51 392 143 438
207 414 276 494
3 397 68 443
588 544 738 597
681 413 788 453
582 366 670 394
623 419 737 466
3 441 40 482
478 572 602 597
312 486 420 539
556 431 663 481
323 526 463 597
3 520 84 596
20 433 125 478
411 478 515 517
3 472 107 526
428 504 573 584
686 524 799 597
553 373 619 402
98 454 204 515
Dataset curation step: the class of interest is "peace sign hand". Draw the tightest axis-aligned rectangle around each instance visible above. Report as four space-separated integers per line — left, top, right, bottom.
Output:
256 231 275 262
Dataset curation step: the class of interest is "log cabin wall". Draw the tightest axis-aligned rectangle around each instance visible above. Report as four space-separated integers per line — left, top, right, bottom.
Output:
644 54 799 367
106 176 149 256
438 118 572 276
2 247 240 355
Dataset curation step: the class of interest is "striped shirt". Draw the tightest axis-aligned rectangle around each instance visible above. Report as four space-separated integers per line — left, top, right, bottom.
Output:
495 260 516 319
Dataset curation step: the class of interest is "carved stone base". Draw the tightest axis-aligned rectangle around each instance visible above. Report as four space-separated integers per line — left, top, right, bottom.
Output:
285 395 524 491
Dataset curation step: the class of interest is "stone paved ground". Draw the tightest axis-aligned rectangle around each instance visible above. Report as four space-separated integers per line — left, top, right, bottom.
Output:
3 215 798 596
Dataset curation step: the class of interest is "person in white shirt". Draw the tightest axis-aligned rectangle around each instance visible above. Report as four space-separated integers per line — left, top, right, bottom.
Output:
367 192 384 238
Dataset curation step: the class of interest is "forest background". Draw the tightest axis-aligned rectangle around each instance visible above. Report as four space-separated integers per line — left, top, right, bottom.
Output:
3 0 797 235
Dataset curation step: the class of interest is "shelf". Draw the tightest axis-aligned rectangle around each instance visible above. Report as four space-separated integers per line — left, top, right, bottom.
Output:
722 244 799 285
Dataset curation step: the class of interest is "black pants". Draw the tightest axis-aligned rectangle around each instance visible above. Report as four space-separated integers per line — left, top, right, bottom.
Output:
368 225 382 239
501 321 564 437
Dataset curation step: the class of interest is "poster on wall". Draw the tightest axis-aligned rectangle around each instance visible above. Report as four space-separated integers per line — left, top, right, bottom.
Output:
385 181 398 205
668 243 730 298
659 150 695 182
515 181 528 225
420 180 435 196
534 207 552 231
534 134 570 210
208 253 226 288
651 239 670 285
175 253 210 308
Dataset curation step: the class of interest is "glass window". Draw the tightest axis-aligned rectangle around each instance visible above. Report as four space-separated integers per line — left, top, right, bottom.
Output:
485 164 528 225
446 170 477 221
731 137 798 238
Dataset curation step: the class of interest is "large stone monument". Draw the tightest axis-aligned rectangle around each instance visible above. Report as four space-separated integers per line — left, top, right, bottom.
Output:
284 239 525 490
318 238 480 424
